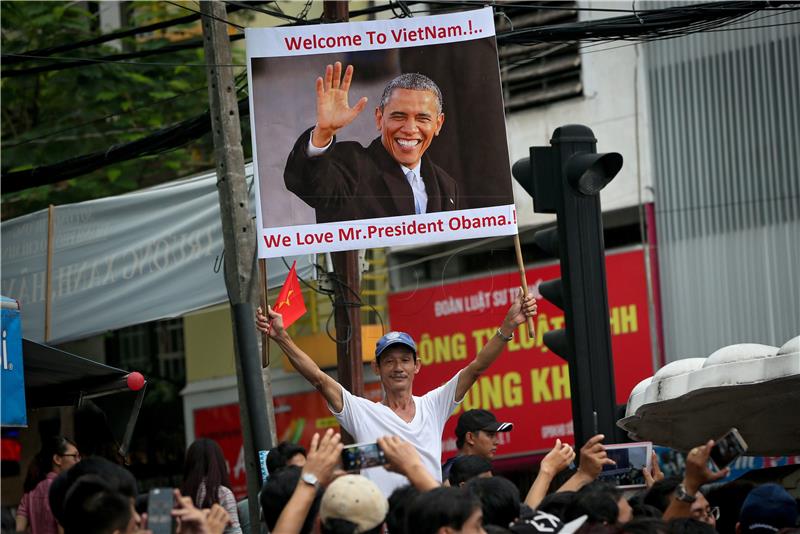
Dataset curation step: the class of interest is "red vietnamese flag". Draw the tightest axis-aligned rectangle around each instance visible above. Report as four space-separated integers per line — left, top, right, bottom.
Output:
273 261 306 328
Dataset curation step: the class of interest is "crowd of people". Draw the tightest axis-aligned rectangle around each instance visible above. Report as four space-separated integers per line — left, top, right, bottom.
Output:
12 426 799 534
12 294 798 533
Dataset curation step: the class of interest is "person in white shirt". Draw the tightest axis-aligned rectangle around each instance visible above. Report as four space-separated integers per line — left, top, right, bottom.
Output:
256 291 536 497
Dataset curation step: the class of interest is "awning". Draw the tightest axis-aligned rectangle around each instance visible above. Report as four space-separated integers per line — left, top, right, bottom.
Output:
22 338 146 455
618 336 800 457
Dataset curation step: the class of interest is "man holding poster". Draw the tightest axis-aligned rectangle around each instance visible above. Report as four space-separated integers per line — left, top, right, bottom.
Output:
284 62 460 223
256 292 536 497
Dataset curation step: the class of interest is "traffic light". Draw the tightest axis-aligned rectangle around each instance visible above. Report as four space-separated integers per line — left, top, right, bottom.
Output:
512 124 623 448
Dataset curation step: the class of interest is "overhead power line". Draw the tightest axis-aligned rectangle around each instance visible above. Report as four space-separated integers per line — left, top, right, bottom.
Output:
3 1 797 191
2 35 245 78
496 1 798 44
1 2 265 66
2 97 249 194
0 1 406 78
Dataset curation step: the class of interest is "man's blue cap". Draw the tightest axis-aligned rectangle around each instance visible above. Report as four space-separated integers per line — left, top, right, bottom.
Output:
375 331 416 359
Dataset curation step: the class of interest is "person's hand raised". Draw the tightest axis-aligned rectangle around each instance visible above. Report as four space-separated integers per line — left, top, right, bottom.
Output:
312 62 368 148
643 450 664 488
256 306 286 340
204 505 230 534
683 440 729 493
173 490 214 534
540 438 575 477
577 434 615 480
302 429 343 487
378 436 424 477
502 290 537 333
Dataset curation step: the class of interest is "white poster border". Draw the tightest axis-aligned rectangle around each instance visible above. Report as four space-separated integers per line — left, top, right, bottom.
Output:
258 205 518 258
245 7 495 58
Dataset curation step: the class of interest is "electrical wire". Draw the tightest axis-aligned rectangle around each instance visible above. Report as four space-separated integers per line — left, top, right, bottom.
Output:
223 1 307 24
3 69 248 151
5 1 797 191
1 51 246 70
164 1 245 30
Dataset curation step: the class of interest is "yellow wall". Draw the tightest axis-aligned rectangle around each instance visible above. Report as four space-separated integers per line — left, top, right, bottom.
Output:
184 304 236 382
184 303 383 381
284 324 383 372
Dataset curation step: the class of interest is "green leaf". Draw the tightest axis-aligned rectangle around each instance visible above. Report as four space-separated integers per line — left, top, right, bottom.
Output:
95 91 118 102
107 168 122 183
148 91 177 100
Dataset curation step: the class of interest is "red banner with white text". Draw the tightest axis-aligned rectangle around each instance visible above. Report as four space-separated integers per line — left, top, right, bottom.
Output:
387 248 654 460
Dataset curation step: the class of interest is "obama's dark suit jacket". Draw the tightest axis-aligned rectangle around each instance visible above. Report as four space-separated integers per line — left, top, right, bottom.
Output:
284 127 460 223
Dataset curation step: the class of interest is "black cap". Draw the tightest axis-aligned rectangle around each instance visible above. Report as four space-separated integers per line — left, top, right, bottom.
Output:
455 409 513 439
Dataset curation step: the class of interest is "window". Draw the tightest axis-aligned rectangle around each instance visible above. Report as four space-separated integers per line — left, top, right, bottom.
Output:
495 2 583 112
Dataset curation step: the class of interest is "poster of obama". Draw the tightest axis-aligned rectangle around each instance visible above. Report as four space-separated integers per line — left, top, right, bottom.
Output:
246 7 519 258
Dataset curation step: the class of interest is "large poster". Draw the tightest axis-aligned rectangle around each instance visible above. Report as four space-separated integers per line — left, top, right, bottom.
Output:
388 249 655 458
246 8 517 258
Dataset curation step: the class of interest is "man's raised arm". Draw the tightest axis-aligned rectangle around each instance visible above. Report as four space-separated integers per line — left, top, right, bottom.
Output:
311 61 368 149
455 290 537 402
256 306 344 412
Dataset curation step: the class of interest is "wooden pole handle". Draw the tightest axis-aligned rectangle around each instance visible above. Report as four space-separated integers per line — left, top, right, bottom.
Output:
513 234 536 337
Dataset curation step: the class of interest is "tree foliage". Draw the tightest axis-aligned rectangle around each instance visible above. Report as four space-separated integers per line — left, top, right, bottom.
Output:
1 1 251 219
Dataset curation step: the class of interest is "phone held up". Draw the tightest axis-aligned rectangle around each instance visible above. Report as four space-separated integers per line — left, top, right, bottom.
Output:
148 488 175 534
710 427 748 470
341 442 388 472
597 442 653 490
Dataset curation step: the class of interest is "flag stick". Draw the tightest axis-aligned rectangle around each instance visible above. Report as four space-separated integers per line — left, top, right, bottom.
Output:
258 258 270 367
513 233 536 337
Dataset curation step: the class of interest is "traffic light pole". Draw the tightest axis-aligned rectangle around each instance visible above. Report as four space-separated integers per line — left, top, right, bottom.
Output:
550 126 619 447
513 125 622 448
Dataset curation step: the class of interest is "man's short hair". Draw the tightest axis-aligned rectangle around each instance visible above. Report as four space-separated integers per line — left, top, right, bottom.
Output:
61 474 132 534
49 456 138 526
448 455 492 487
379 73 443 114
407 487 482 534
266 441 307 475
261 465 321 534
466 476 521 528
563 483 619 525
643 476 681 512
386 485 419 534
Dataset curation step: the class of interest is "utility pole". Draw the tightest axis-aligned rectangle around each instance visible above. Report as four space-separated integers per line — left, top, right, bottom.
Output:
322 0 364 444
200 2 275 529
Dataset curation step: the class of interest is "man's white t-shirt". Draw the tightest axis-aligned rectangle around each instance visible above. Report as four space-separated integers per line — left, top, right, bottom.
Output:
330 370 463 497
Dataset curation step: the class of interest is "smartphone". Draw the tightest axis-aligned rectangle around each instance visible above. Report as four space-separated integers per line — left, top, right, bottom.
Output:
147 488 175 534
341 442 387 471
710 428 748 470
597 442 653 489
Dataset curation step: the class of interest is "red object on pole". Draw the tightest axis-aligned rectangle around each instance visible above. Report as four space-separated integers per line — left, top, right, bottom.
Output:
126 372 145 391
273 261 307 329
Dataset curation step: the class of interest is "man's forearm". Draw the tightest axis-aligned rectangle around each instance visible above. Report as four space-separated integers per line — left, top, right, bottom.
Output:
402 463 440 492
557 470 593 493
525 470 554 509
274 333 325 387
473 319 515 372
273 483 317 534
